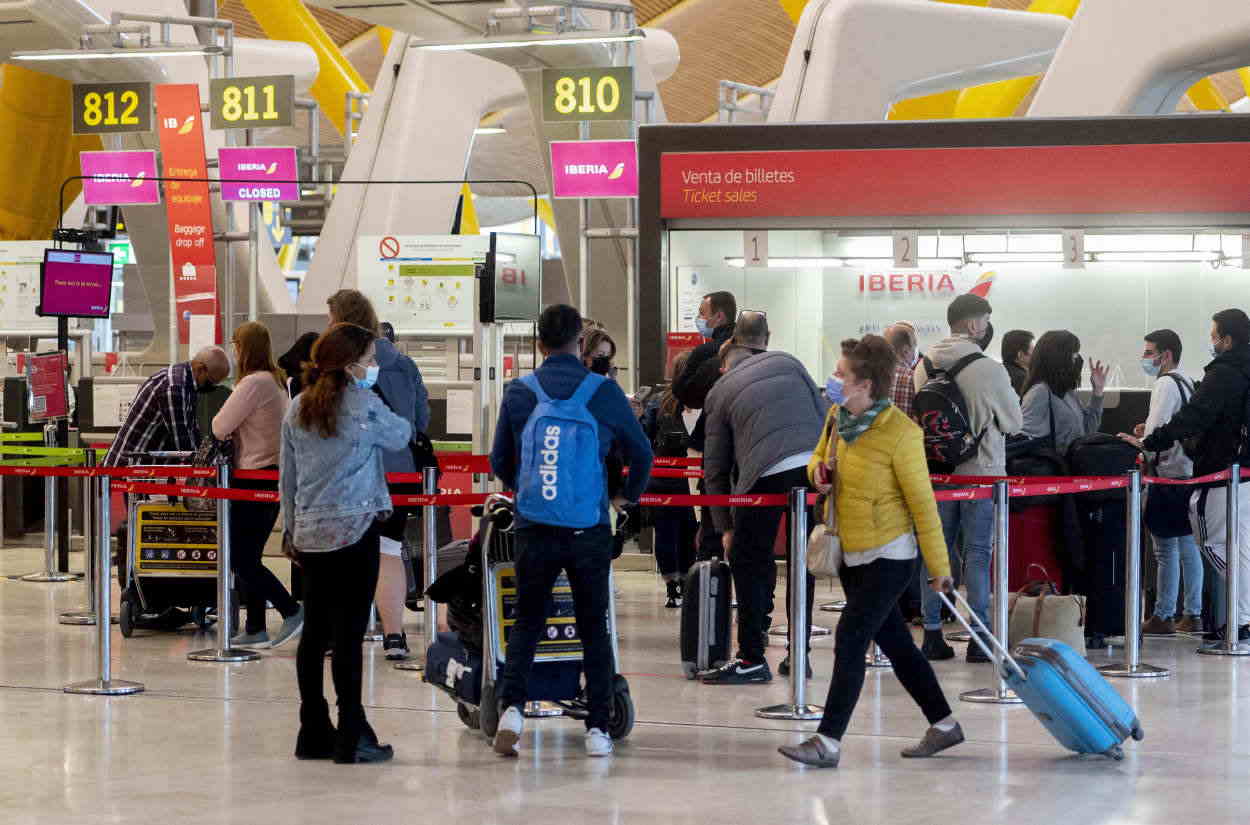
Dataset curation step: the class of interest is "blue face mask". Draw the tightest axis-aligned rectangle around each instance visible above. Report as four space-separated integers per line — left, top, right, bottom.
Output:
354 364 379 390
825 375 845 405
695 317 713 338
1140 357 1161 378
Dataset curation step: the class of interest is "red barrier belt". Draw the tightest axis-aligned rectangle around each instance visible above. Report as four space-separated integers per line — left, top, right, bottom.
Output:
637 493 790 507
391 493 491 507
933 487 994 502
652 456 701 468
110 480 281 502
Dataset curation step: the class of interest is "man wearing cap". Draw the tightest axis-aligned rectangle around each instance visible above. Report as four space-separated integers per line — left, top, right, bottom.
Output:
912 295 1022 663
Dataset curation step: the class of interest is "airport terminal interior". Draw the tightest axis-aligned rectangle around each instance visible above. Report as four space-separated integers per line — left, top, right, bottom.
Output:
5 0 1250 822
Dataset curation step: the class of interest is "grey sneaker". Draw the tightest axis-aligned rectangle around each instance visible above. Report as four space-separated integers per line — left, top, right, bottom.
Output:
270 606 304 649
778 735 840 768
231 630 270 648
900 723 965 758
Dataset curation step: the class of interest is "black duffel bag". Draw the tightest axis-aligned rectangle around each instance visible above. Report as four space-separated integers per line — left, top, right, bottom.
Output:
1067 433 1142 503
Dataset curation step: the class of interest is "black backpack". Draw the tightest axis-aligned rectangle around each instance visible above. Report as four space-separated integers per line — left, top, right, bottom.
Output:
914 353 987 472
653 409 691 458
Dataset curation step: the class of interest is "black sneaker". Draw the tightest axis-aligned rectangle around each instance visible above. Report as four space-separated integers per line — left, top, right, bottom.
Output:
383 633 409 661
1202 624 1250 643
922 629 955 661
778 655 813 678
701 658 772 684
665 580 681 609
966 635 991 664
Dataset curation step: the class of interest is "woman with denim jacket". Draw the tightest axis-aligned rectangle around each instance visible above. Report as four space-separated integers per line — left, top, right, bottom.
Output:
281 323 412 764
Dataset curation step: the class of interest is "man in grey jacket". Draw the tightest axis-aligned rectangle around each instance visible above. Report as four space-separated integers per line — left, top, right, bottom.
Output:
701 323 829 684
912 294 1023 662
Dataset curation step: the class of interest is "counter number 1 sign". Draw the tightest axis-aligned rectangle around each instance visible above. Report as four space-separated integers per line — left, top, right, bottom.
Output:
542 67 634 122
209 75 294 130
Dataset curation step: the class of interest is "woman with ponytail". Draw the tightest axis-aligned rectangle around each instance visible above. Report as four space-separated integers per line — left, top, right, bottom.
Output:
280 323 411 764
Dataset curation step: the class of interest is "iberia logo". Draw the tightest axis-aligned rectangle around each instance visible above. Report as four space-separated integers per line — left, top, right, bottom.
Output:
967 270 996 298
177 115 196 135
608 162 625 180
131 172 147 187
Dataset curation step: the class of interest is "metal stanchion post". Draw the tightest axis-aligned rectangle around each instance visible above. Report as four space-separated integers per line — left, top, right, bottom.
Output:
397 466 441 673
1198 463 1248 657
65 471 143 694
757 488 823 720
1100 469 1169 677
188 461 260 663
23 426 79 582
866 640 891 668
364 604 383 642
961 481 1023 704
61 451 114 625
819 600 846 612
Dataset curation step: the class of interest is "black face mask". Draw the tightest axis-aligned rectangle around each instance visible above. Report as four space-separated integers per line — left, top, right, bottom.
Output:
976 321 995 352
590 355 613 376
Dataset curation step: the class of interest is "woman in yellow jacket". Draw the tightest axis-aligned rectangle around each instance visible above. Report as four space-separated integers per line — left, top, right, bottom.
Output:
779 335 962 769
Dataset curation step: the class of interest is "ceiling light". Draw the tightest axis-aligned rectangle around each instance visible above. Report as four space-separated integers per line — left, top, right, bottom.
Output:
1092 251 1221 262
474 127 507 136
411 30 645 52
965 252 1066 263
11 45 224 61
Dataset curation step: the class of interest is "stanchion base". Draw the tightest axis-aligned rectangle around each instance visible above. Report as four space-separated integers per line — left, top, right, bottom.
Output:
960 687 1023 705
819 601 846 613
524 701 564 718
187 647 262 663
58 611 117 626
64 678 144 696
363 633 384 643
393 660 425 672
756 703 824 720
19 572 81 583
946 631 972 643
1097 663 1171 678
1196 643 1250 657
866 652 892 669
769 625 831 637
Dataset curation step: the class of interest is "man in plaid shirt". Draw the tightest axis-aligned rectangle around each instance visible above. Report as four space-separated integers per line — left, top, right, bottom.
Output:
885 322 919 420
102 348 230 466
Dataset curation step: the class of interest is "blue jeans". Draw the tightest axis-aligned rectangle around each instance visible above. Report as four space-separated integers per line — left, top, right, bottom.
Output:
1151 531 1203 619
923 497 993 631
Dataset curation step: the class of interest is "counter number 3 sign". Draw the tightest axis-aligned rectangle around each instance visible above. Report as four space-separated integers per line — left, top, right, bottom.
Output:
209 75 294 130
542 67 634 122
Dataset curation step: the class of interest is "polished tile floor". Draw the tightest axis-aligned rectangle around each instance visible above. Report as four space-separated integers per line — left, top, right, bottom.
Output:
3 544 1250 825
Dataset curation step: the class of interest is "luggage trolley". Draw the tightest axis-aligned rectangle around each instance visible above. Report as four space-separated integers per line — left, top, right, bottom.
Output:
440 495 636 742
116 451 219 637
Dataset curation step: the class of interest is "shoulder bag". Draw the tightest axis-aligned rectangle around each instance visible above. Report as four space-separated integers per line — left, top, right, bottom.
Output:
1144 374 1196 538
807 418 842 579
1007 564 1087 654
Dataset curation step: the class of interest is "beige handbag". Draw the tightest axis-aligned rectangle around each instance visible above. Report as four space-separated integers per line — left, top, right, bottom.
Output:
807 430 842 579
1007 566 1087 655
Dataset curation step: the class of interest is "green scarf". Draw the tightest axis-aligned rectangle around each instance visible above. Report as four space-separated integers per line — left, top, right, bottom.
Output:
836 399 890 444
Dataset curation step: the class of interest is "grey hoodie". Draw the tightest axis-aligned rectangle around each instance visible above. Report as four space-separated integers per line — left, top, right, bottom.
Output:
913 334 1023 476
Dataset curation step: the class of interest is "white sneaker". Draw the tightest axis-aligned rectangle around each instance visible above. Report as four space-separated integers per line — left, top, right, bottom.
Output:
493 706 524 757
585 727 614 757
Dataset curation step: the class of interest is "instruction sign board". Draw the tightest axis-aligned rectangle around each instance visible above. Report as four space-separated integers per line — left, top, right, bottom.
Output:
0 242 57 331
133 503 218 577
356 235 487 335
493 568 582 662
80 150 160 205
217 146 298 202
28 351 69 422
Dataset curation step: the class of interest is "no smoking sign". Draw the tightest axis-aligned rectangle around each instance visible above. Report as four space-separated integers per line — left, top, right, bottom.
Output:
378 236 400 259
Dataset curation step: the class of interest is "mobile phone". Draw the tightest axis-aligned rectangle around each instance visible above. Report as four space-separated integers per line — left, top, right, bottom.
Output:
634 386 653 403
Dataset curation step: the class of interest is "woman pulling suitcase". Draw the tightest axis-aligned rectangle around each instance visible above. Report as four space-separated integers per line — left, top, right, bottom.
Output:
779 336 964 768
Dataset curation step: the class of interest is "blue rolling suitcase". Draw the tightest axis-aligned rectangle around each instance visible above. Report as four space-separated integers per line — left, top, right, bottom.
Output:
940 590 1144 760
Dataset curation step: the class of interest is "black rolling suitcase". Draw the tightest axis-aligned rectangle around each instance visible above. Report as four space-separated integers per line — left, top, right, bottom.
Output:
1076 497 1127 643
680 559 732 679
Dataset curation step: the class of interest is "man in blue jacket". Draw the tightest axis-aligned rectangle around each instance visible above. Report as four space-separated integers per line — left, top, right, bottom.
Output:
490 304 653 758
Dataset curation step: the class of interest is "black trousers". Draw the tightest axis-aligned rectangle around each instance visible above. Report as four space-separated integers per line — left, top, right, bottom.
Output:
295 522 381 750
653 505 697 579
730 466 816 663
230 469 298 634
818 557 952 740
498 524 615 731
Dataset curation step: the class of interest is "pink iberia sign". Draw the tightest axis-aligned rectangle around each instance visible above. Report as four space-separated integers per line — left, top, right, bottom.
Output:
80 150 160 205
550 139 638 199
217 146 299 202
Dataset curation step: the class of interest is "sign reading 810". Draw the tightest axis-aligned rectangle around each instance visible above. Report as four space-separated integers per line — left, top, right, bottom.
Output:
541 67 635 123
209 75 295 130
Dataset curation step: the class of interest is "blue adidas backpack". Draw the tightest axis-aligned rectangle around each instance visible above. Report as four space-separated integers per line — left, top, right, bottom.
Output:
516 373 607 528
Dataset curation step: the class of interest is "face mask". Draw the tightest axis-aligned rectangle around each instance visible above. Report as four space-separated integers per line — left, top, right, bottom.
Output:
1211 340 1223 359
825 376 845 405
976 321 994 352
354 364 379 390
695 317 713 338
1140 357 1161 378
590 355 612 376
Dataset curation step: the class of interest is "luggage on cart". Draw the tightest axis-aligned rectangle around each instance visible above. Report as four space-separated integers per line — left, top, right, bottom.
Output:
116 450 221 637
941 589 1143 760
426 631 483 706
1075 497 1127 643
680 558 732 679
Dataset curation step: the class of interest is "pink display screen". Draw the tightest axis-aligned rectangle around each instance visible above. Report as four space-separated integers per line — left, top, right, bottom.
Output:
39 249 114 318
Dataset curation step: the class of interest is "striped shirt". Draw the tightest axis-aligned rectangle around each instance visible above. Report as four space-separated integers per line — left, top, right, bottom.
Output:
102 363 200 466
890 362 917 420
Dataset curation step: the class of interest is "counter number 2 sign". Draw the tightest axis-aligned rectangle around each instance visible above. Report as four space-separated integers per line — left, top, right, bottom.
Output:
72 83 152 135
209 75 294 130
542 67 634 122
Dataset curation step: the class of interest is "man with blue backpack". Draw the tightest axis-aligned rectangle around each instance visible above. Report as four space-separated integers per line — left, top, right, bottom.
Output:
489 304 654 758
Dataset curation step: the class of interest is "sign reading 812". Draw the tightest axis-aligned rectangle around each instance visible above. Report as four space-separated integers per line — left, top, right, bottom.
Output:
541 67 634 123
72 82 152 135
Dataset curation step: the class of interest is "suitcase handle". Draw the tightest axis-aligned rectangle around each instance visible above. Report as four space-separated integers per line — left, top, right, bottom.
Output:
937 588 1027 681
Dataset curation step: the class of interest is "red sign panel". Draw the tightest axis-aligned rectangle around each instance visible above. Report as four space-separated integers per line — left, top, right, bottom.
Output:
28 352 70 421
155 84 218 345
659 143 1250 219
665 332 703 380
